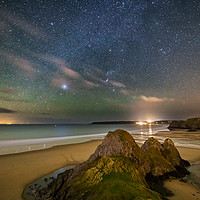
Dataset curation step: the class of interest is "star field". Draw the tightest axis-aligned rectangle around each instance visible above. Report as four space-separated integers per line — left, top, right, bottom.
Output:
0 0 200 123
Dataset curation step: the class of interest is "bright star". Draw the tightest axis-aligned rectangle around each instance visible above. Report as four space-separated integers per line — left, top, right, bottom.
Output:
61 84 68 90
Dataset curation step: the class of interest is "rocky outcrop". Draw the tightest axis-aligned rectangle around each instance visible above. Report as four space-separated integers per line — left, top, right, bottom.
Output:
162 138 189 167
28 129 190 200
185 118 200 130
142 137 189 179
34 169 73 199
168 117 200 131
142 137 175 176
168 120 186 130
87 129 151 175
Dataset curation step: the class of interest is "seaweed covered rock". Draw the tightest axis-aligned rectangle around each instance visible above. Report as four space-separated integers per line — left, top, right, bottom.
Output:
30 129 190 200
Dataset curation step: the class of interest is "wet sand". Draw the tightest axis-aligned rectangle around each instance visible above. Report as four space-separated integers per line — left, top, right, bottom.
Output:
164 179 200 200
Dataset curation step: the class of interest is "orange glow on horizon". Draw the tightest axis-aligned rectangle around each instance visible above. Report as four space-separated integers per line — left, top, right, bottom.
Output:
0 118 16 125
136 120 154 125
136 121 147 125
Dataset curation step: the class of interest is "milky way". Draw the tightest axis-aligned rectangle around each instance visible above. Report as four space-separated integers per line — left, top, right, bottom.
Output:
0 0 200 123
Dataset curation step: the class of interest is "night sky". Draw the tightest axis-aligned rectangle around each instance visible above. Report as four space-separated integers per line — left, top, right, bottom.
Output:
0 0 200 124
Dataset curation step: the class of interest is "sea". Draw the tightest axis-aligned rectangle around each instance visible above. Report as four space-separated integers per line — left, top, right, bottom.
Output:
0 123 199 155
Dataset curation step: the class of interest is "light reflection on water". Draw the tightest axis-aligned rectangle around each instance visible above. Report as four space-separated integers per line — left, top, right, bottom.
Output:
149 125 153 134
138 124 153 135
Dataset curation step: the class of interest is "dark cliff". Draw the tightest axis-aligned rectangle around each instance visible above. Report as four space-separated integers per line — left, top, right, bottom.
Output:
168 118 200 131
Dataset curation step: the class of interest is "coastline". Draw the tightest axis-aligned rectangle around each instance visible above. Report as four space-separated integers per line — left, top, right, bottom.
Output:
0 133 200 200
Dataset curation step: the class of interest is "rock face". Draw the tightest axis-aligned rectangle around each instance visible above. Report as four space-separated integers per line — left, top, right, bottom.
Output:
168 117 200 131
142 137 189 177
185 118 200 130
88 130 151 175
141 137 175 176
30 129 190 200
168 120 186 130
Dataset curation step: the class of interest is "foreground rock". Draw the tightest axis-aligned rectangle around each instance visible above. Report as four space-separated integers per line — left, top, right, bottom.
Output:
25 129 190 200
168 117 200 131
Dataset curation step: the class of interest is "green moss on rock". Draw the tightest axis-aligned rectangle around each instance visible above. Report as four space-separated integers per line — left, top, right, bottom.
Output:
66 157 161 200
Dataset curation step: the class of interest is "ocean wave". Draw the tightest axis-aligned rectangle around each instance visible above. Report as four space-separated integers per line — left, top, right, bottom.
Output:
0 133 107 147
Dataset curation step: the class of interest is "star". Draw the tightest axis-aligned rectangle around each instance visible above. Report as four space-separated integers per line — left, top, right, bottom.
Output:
61 84 68 90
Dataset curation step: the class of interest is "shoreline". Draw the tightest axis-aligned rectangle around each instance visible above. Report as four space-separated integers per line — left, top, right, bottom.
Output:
0 135 107 156
1 129 200 156
0 135 200 200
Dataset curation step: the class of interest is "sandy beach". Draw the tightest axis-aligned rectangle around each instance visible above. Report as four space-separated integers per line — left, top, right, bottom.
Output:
0 136 200 200
0 140 102 200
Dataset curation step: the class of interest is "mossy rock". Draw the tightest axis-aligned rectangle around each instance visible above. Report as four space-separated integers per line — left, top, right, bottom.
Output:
84 173 162 200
